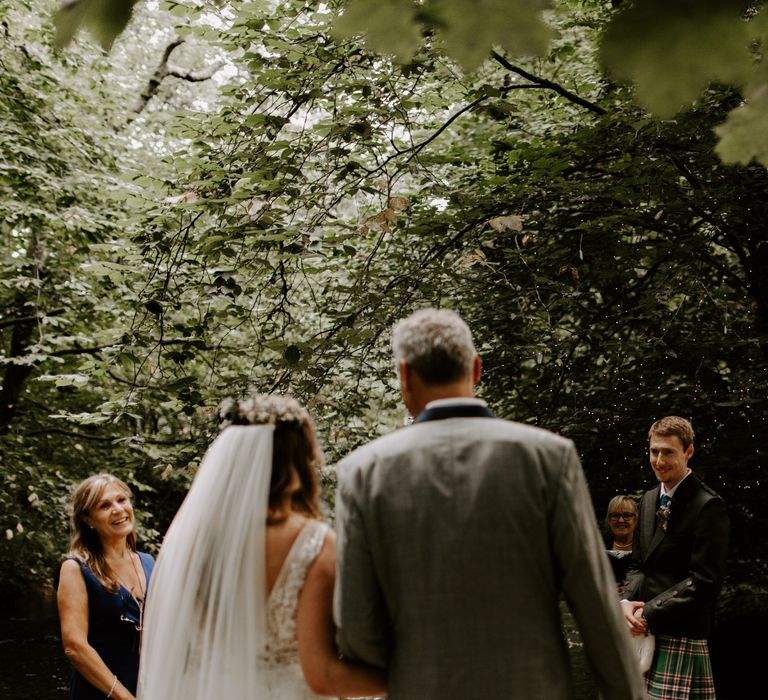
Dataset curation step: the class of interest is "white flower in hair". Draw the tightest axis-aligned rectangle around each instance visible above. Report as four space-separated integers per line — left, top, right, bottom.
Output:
219 394 309 427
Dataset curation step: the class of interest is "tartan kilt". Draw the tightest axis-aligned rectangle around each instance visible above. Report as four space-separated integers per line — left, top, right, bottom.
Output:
647 635 716 700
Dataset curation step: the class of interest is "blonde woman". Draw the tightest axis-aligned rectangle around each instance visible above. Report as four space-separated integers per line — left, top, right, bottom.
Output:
57 474 155 700
604 495 638 593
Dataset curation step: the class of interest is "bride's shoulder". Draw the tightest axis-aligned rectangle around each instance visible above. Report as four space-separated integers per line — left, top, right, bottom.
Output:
304 522 335 579
302 518 334 555
307 516 332 536
267 514 331 548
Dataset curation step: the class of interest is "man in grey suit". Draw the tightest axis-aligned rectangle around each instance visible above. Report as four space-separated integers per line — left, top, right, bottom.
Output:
333 308 645 699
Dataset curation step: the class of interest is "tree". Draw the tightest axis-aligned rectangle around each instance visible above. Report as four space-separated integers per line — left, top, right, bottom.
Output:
4 0 765 600
54 0 768 166
445 94 768 568
0 0 218 596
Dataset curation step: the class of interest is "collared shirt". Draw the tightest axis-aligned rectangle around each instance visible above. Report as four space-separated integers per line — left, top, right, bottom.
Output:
425 397 489 410
660 468 692 502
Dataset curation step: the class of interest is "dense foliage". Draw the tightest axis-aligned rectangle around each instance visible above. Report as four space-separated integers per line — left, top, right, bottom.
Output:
58 1 768 165
2 0 766 600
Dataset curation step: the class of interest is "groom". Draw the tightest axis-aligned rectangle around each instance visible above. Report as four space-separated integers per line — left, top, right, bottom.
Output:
334 308 645 699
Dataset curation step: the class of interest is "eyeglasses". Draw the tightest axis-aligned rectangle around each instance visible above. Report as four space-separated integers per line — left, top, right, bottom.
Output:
609 512 637 521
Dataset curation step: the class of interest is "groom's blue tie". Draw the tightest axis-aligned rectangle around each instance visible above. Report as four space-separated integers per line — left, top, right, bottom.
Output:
659 494 671 508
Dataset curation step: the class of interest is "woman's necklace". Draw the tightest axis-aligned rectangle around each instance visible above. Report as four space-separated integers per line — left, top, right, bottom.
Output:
613 540 633 550
117 552 145 646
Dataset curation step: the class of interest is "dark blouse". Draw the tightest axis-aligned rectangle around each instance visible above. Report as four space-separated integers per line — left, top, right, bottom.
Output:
603 532 632 585
67 552 155 699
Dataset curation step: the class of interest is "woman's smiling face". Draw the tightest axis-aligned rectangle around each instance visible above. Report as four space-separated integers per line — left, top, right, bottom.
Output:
84 483 135 541
609 507 637 540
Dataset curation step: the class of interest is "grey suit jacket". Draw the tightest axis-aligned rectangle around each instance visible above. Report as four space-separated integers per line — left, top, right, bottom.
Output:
334 412 645 700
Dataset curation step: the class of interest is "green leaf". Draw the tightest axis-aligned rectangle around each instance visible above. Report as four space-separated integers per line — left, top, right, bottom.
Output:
602 0 752 117
144 299 163 317
333 0 422 64
54 0 140 50
284 344 301 365
37 373 90 387
53 0 90 48
436 0 552 71
714 78 768 167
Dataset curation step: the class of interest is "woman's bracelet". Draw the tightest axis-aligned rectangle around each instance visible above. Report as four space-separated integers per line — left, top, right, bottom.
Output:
107 674 118 698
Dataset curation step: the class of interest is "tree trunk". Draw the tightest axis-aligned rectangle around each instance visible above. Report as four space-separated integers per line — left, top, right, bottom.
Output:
0 312 36 432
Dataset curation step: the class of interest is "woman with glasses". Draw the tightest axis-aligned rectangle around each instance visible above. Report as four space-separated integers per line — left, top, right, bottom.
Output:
604 495 639 594
57 474 155 700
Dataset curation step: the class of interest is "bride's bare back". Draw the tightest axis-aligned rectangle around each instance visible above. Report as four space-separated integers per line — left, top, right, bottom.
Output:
266 512 310 597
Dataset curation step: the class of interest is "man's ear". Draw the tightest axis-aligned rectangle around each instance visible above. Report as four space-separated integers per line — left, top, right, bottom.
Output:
399 360 411 393
685 443 694 461
471 355 481 385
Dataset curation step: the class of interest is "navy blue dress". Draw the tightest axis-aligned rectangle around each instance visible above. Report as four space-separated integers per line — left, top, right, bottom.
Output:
69 552 155 699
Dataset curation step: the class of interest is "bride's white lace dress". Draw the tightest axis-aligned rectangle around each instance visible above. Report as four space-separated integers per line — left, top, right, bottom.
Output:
138 426 340 700
261 519 332 699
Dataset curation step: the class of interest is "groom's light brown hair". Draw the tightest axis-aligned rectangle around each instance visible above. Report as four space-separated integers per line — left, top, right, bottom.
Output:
648 415 695 450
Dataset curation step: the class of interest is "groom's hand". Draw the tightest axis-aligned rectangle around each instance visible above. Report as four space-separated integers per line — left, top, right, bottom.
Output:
620 600 648 636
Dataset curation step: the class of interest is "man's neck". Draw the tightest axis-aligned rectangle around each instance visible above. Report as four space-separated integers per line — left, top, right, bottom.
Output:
661 468 692 496
401 357 480 417
410 385 475 416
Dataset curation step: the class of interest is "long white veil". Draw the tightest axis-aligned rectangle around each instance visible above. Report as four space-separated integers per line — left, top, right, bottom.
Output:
138 424 273 700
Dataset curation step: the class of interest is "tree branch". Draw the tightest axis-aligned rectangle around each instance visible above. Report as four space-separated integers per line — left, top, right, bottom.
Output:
168 62 225 83
0 309 65 330
24 427 195 446
127 37 184 123
490 50 607 115
127 38 223 124
25 428 116 442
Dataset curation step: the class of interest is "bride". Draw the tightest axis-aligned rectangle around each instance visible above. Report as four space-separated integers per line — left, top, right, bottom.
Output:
138 395 386 699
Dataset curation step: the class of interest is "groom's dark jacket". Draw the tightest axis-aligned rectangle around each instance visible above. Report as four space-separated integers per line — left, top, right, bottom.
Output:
624 472 729 639
334 403 645 700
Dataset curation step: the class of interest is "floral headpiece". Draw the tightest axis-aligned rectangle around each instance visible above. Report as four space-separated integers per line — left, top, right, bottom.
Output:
218 394 311 428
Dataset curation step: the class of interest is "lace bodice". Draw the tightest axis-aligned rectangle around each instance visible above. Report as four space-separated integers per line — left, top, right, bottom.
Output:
264 519 329 666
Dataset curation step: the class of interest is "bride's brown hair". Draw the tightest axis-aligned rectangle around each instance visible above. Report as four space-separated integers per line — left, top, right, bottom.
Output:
219 394 321 517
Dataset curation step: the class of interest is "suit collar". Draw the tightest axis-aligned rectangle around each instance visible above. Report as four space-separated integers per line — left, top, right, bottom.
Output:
414 403 496 423
641 488 662 553
644 487 666 558
659 471 699 507
425 397 488 410
641 474 702 559
660 468 692 500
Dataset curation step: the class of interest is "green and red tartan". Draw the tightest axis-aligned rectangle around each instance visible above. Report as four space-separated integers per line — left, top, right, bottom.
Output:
646 635 716 700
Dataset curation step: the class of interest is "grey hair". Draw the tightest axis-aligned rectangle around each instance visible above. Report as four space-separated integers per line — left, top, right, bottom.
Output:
391 308 477 385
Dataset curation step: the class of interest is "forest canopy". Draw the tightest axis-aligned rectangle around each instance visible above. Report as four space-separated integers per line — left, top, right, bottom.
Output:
1 0 765 597
58 0 768 166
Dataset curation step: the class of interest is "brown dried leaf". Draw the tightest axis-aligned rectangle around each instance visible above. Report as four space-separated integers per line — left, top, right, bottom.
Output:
488 214 523 233
383 208 398 224
165 191 199 205
389 196 409 211
364 212 391 234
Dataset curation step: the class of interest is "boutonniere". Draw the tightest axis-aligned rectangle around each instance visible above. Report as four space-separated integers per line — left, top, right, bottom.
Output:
656 500 672 531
